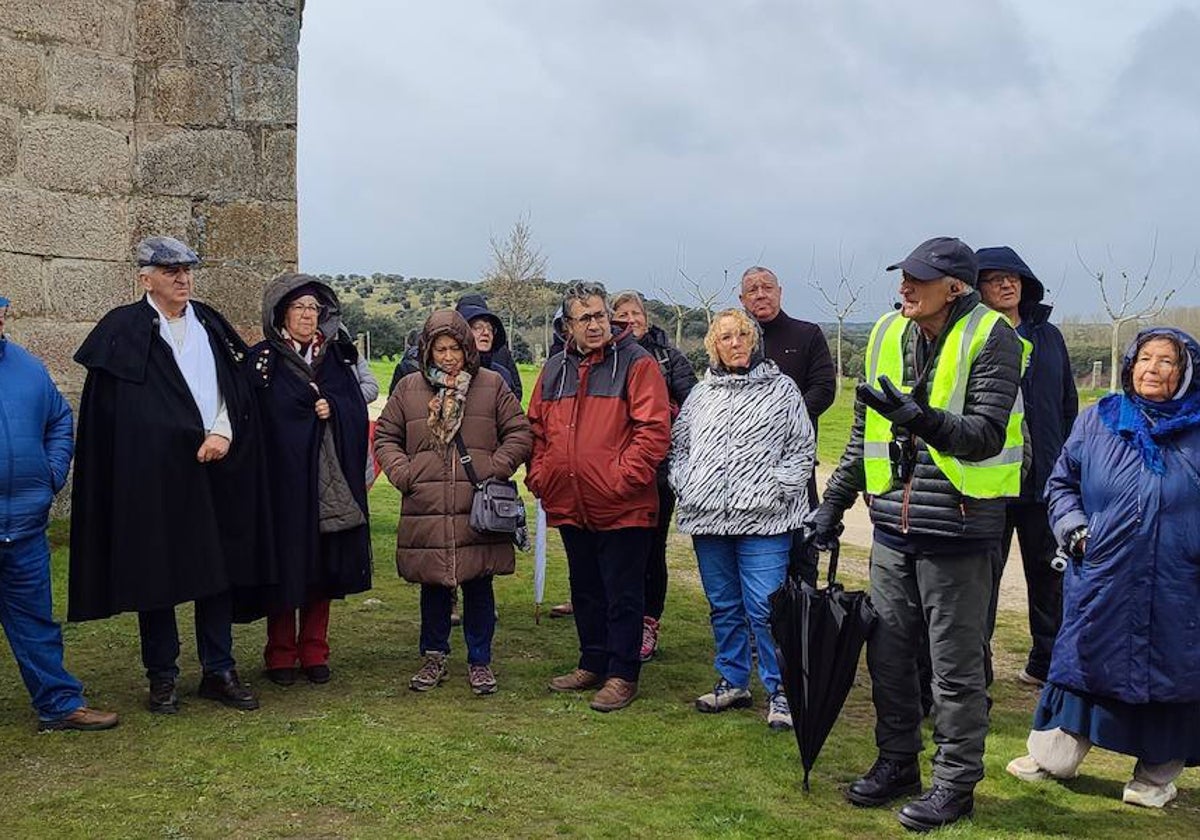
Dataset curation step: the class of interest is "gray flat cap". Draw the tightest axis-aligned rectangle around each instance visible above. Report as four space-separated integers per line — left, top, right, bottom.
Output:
135 236 199 268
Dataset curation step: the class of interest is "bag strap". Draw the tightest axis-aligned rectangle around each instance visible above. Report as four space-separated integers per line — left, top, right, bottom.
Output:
453 433 483 489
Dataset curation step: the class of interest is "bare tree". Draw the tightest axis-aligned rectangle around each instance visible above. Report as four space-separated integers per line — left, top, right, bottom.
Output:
482 214 548 335
656 285 689 347
677 268 728 326
811 253 865 393
1076 236 1188 391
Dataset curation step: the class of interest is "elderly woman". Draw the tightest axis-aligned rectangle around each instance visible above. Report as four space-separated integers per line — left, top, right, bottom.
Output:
374 310 532 695
251 274 372 686
611 290 698 662
1007 328 1200 807
669 308 814 731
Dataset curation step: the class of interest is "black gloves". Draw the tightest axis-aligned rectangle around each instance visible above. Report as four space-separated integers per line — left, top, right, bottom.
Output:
803 502 844 551
857 375 936 436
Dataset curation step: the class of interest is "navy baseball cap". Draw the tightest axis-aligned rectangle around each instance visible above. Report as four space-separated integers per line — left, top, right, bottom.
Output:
135 235 199 268
887 237 978 287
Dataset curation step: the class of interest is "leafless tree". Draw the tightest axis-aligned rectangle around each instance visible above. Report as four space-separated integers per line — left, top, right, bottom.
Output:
812 253 865 392
656 285 689 347
482 214 548 335
1076 235 1190 391
677 268 729 326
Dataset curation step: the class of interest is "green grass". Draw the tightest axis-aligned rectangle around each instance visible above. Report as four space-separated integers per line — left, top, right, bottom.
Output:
6 367 1194 838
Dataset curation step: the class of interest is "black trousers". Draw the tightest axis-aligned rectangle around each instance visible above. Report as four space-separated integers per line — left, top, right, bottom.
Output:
643 483 675 620
138 592 235 682
560 525 651 682
991 502 1063 681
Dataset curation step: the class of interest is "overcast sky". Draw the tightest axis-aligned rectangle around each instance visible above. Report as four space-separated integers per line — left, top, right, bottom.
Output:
297 1 1200 320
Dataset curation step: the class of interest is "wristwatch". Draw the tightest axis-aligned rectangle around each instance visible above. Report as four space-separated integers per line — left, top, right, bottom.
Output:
1066 526 1089 559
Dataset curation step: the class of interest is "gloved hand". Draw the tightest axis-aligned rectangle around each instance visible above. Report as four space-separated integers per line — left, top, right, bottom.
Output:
803 502 844 551
857 375 930 433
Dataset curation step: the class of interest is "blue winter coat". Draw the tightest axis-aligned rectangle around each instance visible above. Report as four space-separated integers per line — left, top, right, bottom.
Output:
1017 305 1077 501
1046 328 1200 704
0 337 73 541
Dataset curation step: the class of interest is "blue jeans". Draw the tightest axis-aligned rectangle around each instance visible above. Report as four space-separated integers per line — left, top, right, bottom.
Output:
419 576 496 665
693 533 791 695
0 534 85 721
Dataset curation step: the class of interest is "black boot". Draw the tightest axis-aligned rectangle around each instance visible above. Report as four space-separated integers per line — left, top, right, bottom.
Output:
846 756 922 807
897 784 974 832
198 669 260 711
148 679 179 714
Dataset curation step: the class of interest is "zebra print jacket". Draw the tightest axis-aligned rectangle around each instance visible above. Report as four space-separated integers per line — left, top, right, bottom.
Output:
669 359 815 536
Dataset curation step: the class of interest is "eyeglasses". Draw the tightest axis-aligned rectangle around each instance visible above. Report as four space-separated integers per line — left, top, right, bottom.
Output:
470 322 494 335
567 311 609 326
288 303 324 315
979 273 1020 288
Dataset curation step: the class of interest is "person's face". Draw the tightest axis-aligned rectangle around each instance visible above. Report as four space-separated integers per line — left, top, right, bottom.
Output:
713 315 754 369
141 265 193 313
432 334 465 376
1132 337 1183 402
470 317 494 352
565 296 610 352
284 294 321 343
739 271 782 322
612 300 648 339
978 270 1022 314
898 272 958 323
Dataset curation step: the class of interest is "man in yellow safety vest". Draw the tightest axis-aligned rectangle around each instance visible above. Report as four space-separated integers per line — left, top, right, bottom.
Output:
805 237 1023 831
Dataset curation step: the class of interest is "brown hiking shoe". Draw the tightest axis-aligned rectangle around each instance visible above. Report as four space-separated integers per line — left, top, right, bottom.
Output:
549 601 574 618
548 668 603 693
38 706 120 732
590 677 638 712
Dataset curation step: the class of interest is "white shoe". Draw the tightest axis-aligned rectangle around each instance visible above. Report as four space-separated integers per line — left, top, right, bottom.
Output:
767 691 793 732
1123 780 1178 808
1007 755 1051 782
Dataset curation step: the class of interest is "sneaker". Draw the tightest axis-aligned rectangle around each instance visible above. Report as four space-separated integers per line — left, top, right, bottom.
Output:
409 653 448 691
640 616 660 662
1123 780 1178 808
695 678 753 713
846 756 922 807
767 691 793 731
590 677 638 712
468 664 498 696
1017 669 1046 688
1006 754 1050 782
897 784 974 831
38 706 120 732
548 668 604 693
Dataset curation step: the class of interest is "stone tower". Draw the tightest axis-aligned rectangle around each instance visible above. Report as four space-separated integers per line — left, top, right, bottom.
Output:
0 1 303 399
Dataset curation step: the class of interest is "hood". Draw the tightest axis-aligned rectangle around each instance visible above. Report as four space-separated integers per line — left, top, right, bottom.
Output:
262 273 343 342
708 352 775 384
975 246 1045 307
455 296 508 350
640 323 674 351
1120 327 1200 400
419 309 480 375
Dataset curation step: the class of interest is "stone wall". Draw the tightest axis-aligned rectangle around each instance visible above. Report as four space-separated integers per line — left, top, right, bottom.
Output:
0 0 302 399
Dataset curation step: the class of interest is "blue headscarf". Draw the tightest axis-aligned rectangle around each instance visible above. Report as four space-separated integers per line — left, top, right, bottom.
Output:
1098 327 1200 475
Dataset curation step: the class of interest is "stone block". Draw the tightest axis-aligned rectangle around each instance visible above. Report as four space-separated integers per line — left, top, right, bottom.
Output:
21 118 133 194
45 258 137 321
0 1 132 55
48 48 135 119
183 2 299 67
5 317 97 399
137 127 254 200
0 250 48 315
0 187 128 261
261 128 295 200
0 35 45 110
197 200 296 262
129 195 195 246
232 64 296 123
150 64 230 126
193 262 274 325
0 112 18 176
135 0 182 64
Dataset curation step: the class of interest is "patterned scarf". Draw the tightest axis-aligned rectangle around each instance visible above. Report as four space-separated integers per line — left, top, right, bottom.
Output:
425 365 472 449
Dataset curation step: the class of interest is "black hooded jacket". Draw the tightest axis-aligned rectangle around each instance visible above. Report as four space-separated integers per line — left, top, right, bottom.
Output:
758 310 836 434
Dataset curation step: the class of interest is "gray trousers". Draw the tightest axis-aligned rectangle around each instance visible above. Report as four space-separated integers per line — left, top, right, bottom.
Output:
868 541 997 790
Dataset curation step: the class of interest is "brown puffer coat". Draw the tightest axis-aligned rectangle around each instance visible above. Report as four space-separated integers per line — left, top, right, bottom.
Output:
374 310 533 587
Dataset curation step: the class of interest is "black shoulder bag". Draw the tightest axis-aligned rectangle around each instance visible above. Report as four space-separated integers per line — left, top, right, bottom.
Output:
453 434 529 549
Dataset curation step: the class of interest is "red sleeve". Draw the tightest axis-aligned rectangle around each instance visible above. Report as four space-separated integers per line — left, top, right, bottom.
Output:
621 356 672 490
524 369 547 497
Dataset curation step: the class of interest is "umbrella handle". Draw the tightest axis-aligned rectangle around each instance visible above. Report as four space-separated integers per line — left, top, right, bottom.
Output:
825 539 841 586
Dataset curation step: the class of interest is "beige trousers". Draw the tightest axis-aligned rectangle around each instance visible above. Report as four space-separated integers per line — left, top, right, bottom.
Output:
1028 727 1185 786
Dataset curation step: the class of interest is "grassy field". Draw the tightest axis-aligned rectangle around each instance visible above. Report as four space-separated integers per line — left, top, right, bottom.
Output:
3 365 1196 838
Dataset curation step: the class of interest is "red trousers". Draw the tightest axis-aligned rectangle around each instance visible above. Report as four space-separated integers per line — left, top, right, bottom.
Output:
264 600 331 669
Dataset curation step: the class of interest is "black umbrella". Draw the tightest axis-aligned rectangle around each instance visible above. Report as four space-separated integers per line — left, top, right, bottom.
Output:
769 534 877 791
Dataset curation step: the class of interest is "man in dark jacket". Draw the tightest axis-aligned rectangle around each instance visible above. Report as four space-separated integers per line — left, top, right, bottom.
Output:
806 237 1023 831
0 295 119 732
740 266 836 585
526 282 671 713
69 236 274 714
976 246 1076 687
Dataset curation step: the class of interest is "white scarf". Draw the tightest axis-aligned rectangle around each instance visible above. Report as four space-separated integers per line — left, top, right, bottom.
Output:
146 294 222 431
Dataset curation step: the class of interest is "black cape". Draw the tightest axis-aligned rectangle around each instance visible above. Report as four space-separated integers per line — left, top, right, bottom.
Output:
249 337 372 610
68 299 276 622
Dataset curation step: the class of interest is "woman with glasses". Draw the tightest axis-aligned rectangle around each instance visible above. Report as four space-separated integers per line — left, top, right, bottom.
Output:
669 308 814 731
250 274 373 686
1007 328 1200 808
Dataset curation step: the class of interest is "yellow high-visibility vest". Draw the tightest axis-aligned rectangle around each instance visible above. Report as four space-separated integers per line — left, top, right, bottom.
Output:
862 303 1024 498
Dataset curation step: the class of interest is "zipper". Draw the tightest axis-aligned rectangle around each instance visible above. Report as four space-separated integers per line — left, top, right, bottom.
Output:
0 396 11 540
901 476 913 534
448 448 458 587
570 360 590 529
